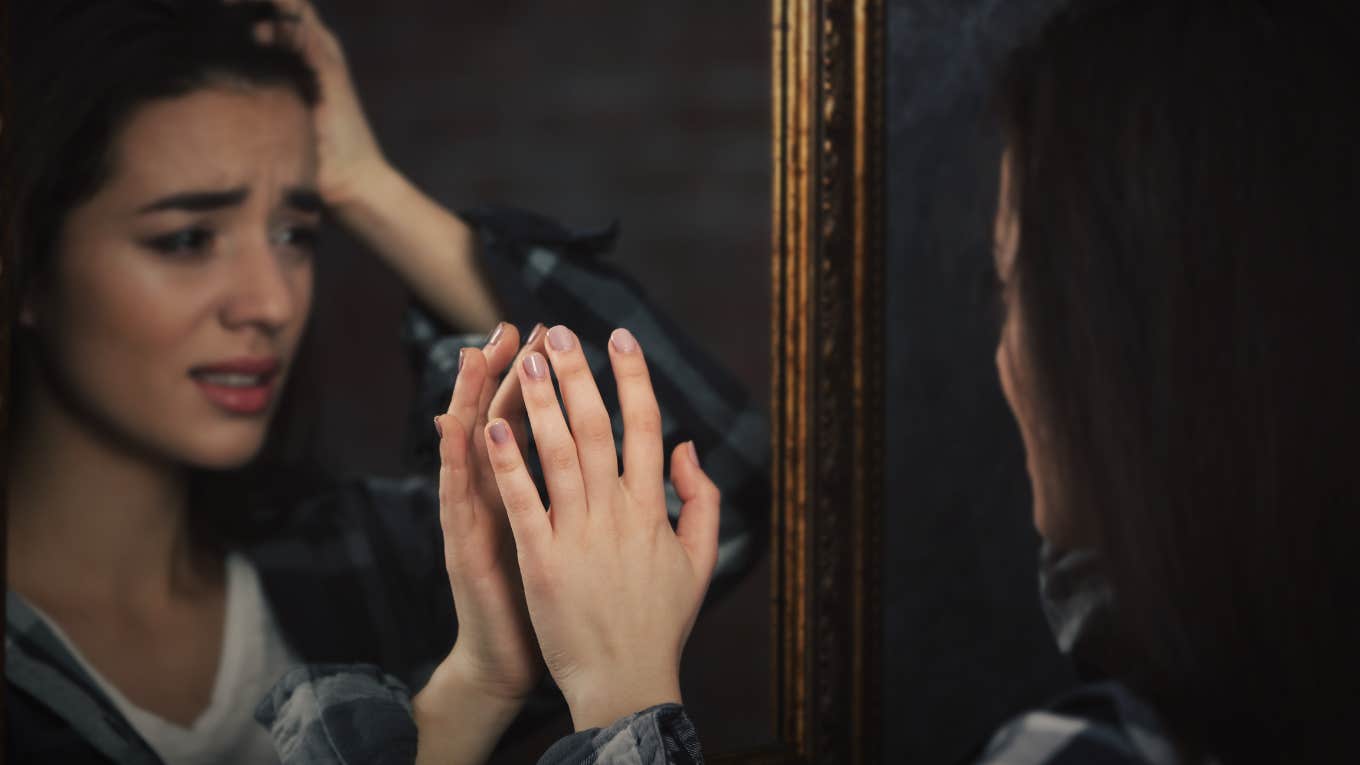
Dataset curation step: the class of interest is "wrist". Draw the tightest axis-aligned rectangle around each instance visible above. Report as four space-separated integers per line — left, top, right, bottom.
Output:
562 669 682 732
411 656 527 765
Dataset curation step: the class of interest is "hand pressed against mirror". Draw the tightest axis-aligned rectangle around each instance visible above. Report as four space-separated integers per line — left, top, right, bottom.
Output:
1 1 770 763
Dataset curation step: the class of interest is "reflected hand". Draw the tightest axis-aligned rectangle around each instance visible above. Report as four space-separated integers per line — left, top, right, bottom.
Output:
429 323 547 704
414 324 546 765
242 0 390 207
484 326 721 731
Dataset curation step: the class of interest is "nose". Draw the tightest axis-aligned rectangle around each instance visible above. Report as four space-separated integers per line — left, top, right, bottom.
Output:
220 232 299 334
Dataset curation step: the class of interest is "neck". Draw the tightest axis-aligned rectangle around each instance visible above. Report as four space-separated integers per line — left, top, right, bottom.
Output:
7 382 212 610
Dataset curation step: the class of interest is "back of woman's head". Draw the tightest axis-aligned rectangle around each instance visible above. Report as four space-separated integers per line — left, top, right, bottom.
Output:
997 0 1357 760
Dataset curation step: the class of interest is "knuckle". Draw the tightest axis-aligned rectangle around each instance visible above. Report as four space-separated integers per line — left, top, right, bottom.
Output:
628 410 663 438
578 419 616 449
543 446 579 472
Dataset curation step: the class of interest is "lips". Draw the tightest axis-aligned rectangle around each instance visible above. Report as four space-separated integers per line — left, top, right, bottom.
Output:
190 357 281 415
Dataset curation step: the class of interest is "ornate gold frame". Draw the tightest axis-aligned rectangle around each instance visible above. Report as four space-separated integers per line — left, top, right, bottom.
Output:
746 0 885 762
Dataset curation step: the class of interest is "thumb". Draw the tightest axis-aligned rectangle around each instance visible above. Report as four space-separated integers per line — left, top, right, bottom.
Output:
670 441 721 576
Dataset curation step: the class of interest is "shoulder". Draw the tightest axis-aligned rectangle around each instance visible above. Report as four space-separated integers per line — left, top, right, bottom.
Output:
976 682 1184 765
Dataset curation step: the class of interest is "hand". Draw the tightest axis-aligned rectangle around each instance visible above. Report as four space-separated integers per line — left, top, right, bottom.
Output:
243 0 392 208
414 323 546 765
483 325 721 731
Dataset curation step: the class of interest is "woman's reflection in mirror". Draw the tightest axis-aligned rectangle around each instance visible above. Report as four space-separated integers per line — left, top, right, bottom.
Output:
2 1 768 763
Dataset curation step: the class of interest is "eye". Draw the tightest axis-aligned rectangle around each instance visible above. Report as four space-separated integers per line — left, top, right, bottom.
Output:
144 227 214 258
271 224 320 257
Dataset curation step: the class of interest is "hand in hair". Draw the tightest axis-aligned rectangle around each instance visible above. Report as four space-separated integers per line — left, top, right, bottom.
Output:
233 0 389 208
418 323 548 765
483 326 720 732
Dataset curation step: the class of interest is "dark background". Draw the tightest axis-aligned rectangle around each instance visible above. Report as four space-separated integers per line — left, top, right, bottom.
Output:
882 0 1076 761
308 2 774 761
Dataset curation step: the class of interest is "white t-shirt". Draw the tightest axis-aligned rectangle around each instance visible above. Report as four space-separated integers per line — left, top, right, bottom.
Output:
31 553 298 765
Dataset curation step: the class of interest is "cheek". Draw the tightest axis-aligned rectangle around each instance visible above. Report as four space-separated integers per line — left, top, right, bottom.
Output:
52 245 207 394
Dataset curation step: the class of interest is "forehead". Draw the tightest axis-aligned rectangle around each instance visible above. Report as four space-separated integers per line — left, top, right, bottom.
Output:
109 86 315 200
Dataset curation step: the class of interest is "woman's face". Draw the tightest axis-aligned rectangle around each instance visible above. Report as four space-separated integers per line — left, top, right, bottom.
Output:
993 150 1056 543
25 85 319 469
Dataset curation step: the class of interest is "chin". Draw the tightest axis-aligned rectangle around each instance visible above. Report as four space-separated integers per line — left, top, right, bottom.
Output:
178 424 272 471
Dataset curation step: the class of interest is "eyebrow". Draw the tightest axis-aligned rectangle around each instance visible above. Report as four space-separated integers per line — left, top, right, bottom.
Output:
284 188 323 214
138 188 248 214
136 186 323 215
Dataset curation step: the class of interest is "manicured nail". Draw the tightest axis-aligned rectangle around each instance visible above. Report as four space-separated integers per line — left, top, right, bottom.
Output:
433 416 444 438
488 420 511 445
457 348 466 373
688 441 700 467
522 352 547 380
546 325 574 352
526 323 546 346
610 327 639 353
486 322 506 346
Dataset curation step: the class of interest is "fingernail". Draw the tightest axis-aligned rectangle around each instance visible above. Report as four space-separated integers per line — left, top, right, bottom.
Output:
526 323 545 345
457 348 466 373
522 352 547 380
486 322 506 346
610 327 639 353
546 325 574 352
488 420 510 445
433 416 444 438
688 441 700 467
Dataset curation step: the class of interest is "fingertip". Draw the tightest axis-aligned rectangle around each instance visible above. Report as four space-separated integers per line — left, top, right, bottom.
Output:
525 322 546 348
609 327 640 354
486 418 514 448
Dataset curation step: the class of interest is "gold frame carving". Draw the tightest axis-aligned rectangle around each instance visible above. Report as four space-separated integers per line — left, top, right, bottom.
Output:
763 0 885 762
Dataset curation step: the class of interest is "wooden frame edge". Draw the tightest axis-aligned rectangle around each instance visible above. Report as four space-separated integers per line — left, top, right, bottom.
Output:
769 0 884 763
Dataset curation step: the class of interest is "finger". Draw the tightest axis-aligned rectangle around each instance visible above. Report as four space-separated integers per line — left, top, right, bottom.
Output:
670 442 721 577
476 322 520 421
517 349 589 533
609 328 666 512
447 347 489 438
489 323 546 451
473 324 543 510
481 322 520 378
434 414 477 539
543 326 619 508
484 419 551 556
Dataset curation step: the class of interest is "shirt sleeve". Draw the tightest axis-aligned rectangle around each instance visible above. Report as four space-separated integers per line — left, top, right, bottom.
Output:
538 705 704 765
255 667 703 765
400 206 771 601
255 664 418 765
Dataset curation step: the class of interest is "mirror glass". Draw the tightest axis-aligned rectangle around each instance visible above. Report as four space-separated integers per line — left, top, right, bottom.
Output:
3 1 773 761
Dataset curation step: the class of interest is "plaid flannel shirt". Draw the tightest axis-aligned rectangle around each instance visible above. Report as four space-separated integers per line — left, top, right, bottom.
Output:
4 207 771 764
251 544 1194 765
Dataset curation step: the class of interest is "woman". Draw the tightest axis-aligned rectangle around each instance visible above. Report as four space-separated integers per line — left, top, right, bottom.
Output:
2 1 767 763
270 1 1355 763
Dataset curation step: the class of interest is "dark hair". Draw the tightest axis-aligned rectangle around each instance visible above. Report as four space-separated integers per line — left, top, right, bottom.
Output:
1 0 329 550
996 1 1358 760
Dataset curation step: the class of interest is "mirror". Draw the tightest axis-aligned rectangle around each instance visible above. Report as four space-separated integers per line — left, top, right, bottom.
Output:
1 0 779 762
